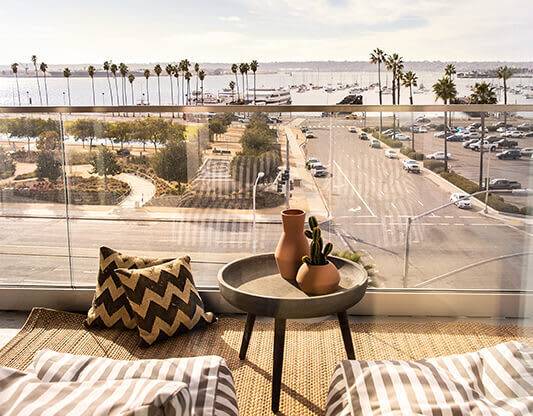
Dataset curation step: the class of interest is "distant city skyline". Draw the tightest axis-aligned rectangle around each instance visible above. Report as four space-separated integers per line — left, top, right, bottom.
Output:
2 0 532 65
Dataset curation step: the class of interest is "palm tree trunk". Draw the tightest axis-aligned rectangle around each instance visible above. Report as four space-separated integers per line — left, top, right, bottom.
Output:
444 108 448 172
43 73 49 105
146 78 150 104
409 85 413 105
106 72 114 106
114 76 119 106
391 79 396 105
91 79 96 105
157 76 161 117
378 62 382 137
241 74 245 102
175 76 179 106
169 75 174 118
15 73 21 105
253 72 256 104
234 74 239 102
67 78 71 105
182 75 185 105
201 80 204 104
34 65 43 105
503 79 507 129
196 75 199 104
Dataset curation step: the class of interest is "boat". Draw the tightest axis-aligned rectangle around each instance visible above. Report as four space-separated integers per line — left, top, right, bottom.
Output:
324 87 336 93
246 87 292 104
526 94 533 99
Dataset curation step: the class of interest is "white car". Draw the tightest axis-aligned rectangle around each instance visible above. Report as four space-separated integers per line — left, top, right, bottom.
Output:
427 151 451 160
385 149 398 159
520 148 533 156
402 159 420 173
306 157 319 169
434 131 445 138
348 127 357 133
395 134 411 141
450 193 472 209
417 126 428 133
311 163 327 177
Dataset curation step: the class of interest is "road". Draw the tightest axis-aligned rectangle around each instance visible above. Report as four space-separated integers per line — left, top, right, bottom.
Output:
302 118 532 289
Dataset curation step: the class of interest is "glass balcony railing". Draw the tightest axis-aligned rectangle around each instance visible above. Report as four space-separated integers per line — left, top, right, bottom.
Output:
0 104 532 296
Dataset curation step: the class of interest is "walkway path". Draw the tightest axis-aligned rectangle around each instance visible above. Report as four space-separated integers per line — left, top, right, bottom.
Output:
116 173 156 208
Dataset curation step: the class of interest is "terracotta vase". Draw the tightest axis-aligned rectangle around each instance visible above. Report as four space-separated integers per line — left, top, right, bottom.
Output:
296 261 340 295
275 209 310 280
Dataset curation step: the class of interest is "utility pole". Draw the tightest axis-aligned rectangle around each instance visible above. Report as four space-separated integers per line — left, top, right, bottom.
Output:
285 133 290 209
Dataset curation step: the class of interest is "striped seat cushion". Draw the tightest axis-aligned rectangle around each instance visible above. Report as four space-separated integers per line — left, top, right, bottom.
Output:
28 350 239 416
0 366 191 416
326 341 533 416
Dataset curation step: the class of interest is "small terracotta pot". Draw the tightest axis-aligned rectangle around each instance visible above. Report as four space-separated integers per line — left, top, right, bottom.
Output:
275 209 310 280
296 261 340 295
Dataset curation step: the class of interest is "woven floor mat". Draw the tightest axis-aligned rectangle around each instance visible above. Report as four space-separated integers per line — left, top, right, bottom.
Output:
1 308 532 416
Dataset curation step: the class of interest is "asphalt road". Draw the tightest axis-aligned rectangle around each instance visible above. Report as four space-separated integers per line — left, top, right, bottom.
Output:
302 117 532 289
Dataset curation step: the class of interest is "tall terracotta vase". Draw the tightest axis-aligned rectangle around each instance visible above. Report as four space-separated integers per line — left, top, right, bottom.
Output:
275 209 310 280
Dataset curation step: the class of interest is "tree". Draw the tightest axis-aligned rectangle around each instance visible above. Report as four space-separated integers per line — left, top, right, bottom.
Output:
385 53 403 139
239 63 250 103
63 68 72 105
119 63 128 105
173 64 180 105
180 59 190 105
87 65 96 105
444 64 456 79
110 63 119 106
497 65 513 128
31 55 43 105
240 114 277 154
194 63 200 103
198 70 206 104
231 64 240 102
250 60 258 104
153 64 162 106
140 69 149 105
89 145 121 190
0 148 15 179
11 63 21 105
402 71 418 105
165 64 175 107
103 61 114 106
36 150 62 181
470 82 497 188
107 121 132 150
369 48 386 106
37 130 60 151
185 71 192 104
151 141 188 183
229 81 235 102
40 62 49 106
432 76 457 172
68 119 104 150
128 73 135 111
208 119 227 141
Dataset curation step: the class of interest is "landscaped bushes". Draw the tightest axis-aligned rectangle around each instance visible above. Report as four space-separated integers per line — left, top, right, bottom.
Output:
520 206 533 216
407 152 424 161
440 172 479 194
423 160 445 172
66 151 92 165
14 171 36 181
0 149 15 179
371 132 402 148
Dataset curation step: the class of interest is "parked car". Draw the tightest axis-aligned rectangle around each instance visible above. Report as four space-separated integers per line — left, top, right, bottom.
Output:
416 116 431 123
348 127 357 133
463 139 478 148
450 193 472 209
517 123 532 130
345 113 358 120
311 164 327 177
370 138 381 148
427 151 451 160
434 131 445 138
508 131 524 138
485 136 501 143
116 148 130 156
488 178 521 189
493 121 506 128
525 132 533 137
465 132 481 139
497 138 518 148
305 132 316 139
497 149 521 160
417 126 428 133
470 140 498 152
385 130 402 137
239 117 250 123
395 134 410 141
359 132 368 140
446 134 463 142
520 148 533 156
385 149 398 159
402 159 420 173
306 157 319 169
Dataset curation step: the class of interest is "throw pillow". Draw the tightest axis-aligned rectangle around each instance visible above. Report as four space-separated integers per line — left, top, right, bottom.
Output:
116 255 216 347
85 246 174 329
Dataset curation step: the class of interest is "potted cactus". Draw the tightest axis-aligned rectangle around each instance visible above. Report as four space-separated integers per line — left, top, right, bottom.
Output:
296 216 340 295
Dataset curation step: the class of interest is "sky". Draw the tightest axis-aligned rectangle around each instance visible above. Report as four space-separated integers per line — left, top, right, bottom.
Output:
1 0 532 65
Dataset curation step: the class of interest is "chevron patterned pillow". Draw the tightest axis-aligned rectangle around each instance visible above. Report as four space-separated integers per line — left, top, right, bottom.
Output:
116 255 216 347
84 247 174 329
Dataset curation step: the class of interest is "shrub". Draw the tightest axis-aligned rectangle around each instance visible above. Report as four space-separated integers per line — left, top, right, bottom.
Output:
372 132 402 148
401 147 413 156
66 151 91 165
407 152 416 159
151 141 187 183
520 206 533 216
440 172 480 194
423 160 445 172
434 167 445 174
0 148 15 179
481 194 520 214
362 127 373 133
14 171 36 181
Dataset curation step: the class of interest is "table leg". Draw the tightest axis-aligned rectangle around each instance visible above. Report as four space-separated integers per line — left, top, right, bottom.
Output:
239 313 256 360
337 311 355 360
272 318 286 414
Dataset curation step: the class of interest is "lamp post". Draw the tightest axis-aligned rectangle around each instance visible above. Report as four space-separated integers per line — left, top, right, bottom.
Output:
102 92 105 105
252 171 265 254
62 92 66 105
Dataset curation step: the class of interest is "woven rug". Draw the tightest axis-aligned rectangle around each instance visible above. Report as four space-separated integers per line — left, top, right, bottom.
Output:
1 308 532 416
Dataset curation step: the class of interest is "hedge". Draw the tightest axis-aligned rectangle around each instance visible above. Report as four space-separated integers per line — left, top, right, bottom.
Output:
407 151 424 161
372 132 402 148
520 206 533 216
423 160 445 172
440 172 480 194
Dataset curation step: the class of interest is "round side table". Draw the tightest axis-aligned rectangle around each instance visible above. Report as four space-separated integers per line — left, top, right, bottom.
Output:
218 253 368 413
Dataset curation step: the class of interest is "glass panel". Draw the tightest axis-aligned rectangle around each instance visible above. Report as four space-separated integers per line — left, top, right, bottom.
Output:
0 113 71 285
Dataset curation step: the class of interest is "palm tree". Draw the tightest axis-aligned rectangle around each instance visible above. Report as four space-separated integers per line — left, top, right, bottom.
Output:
119 63 128 105
165 64 175 106
229 81 235 102
444 64 456 79
470 82 497 188
239 63 246 103
180 59 190 105
402 71 418 105
497 66 512 128
153 64 162 105
185 71 192 104
231 64 240 102
432 76 457 172
103 61 114 106
194 63 200 104
11 63 21 105
173 64 180 105
385 53 403 138
143 69 150 104
243 63 250 102
87 65 96 105
40 62 49 105
128 74 135 105
370 48 386 134
198 70 206 104
250 60 258 104
63 68 72 105
110 63 119 106
31 55 43 105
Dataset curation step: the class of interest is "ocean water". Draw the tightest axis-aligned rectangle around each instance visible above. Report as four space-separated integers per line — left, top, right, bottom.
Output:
0 71 531 108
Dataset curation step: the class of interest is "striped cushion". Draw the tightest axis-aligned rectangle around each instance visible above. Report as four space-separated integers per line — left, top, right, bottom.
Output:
85 246 174 329
326 341 533 416
115 255 216 347
28 350 239 416
0 366 191 416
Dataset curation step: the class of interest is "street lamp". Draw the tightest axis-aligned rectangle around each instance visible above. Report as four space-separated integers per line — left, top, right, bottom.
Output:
252 171 265 254
102 92 105 105
62 92 66 105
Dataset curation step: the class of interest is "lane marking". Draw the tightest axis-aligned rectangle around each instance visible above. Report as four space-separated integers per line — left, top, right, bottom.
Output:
391 202 397 209
417 200 424 206
333 161 377 217
380 191 385 196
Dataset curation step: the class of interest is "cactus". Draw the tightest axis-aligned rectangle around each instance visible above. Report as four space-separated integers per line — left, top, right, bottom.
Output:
302 216 334 266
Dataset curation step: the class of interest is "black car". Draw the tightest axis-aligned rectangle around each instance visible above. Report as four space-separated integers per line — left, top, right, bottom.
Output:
497 149 521 160
489 179 521 190
497 139 518 148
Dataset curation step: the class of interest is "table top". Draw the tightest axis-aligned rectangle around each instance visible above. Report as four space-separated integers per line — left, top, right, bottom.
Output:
218 253 368 318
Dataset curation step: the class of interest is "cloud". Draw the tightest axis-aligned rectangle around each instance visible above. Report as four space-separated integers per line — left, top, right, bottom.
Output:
218 16 241 22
